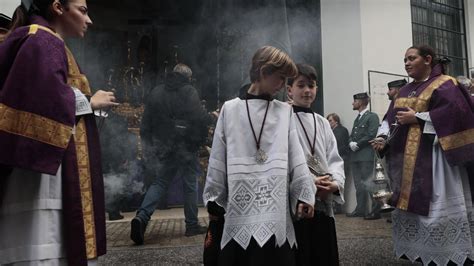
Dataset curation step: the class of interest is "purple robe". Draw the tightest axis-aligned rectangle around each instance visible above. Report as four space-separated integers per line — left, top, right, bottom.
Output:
0 16 105 265
383 64 474 216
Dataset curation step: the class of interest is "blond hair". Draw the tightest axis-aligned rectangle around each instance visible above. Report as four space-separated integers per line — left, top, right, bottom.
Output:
249 46 297 83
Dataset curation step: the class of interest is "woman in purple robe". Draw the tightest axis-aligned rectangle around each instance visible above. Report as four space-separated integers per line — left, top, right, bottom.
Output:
0 0 117 265
373 45 474 265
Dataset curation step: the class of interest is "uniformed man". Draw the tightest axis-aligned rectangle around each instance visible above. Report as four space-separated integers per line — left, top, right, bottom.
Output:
376 79 407 137
346 92 381 220
372 79 407 223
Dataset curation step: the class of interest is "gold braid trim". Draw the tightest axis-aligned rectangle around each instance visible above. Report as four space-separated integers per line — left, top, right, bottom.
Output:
65 43 97 259
0 103 72 148
28 24 63 40
439 128 474 151
74 118 97 259
396 125 421 210
394 75 454 210
65 47 92 96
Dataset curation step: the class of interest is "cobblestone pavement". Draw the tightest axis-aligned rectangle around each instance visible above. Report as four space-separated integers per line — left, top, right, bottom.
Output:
99 209 418 265
106 217 208 248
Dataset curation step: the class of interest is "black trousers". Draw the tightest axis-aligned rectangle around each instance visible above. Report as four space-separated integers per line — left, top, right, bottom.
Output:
294 211 339 266
203 220 296 266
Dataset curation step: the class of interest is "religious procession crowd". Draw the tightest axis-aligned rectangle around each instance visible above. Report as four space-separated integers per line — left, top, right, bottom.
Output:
0 0 474 265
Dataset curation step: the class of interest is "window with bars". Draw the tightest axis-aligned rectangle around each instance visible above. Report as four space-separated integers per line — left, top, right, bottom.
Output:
411 0 468 76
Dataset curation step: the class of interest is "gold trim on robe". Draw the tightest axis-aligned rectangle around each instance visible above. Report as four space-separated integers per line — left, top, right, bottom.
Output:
64 44 97 258
0 103 72 148
28 24 63 41
439 128 474 151
394 75 454 210
73 118 97 259
65 47 91 97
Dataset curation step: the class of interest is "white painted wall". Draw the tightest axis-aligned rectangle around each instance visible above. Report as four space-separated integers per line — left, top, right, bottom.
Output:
0 0 20 18
321 0 412 129
321 0 364 129
321 0 364 214
465 0 474 75
321 0 412 214
359 0 413 90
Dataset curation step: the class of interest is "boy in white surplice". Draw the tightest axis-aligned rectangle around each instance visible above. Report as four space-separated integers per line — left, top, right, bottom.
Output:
202 46 316 266
288 64 345 266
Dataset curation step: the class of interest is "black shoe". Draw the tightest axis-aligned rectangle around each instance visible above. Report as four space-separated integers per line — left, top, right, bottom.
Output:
386 218 392 223
131 217 146 245
346 210 364 217
185 225 207 237
108 212 124 221
364 212 382 220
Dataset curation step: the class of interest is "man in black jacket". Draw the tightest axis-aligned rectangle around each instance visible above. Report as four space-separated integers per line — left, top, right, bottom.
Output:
131 63 215 245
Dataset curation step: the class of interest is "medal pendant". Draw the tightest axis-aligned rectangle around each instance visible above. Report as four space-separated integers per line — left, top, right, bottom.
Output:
307 155 324 175
255 149 268 164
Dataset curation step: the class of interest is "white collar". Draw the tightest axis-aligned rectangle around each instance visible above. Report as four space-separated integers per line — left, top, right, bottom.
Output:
359 107 369 116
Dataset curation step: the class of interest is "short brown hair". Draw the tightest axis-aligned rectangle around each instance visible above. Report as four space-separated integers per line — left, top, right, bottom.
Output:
288 64 318 86
326 113 341 124
249 46 297 83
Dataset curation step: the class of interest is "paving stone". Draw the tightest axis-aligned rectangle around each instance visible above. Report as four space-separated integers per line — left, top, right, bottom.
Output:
100 211 420 265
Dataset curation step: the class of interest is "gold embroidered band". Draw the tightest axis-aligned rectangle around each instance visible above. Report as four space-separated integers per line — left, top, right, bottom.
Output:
65 47 92 96
74 118 97 259
0 103 72 148
28 24 63 40
65 45 97 258
439 128 474 151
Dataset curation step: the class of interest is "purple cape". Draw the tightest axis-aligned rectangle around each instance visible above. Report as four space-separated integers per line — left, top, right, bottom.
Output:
0 16 106 265
383 64 474 216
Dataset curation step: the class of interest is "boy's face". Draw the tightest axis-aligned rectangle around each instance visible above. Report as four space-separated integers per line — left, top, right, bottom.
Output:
261 72 287 95
287 75 317 108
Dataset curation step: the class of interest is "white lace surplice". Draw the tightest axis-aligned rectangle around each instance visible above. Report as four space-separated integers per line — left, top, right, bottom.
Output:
203 98 316 249
293 112 345 217
392 116 474 265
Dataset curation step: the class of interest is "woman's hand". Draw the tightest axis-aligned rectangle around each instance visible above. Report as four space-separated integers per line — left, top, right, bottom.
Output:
90 90 119 110
396 107 417 125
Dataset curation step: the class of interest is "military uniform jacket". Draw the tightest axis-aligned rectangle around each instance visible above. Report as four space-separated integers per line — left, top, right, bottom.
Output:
349 110 379 162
